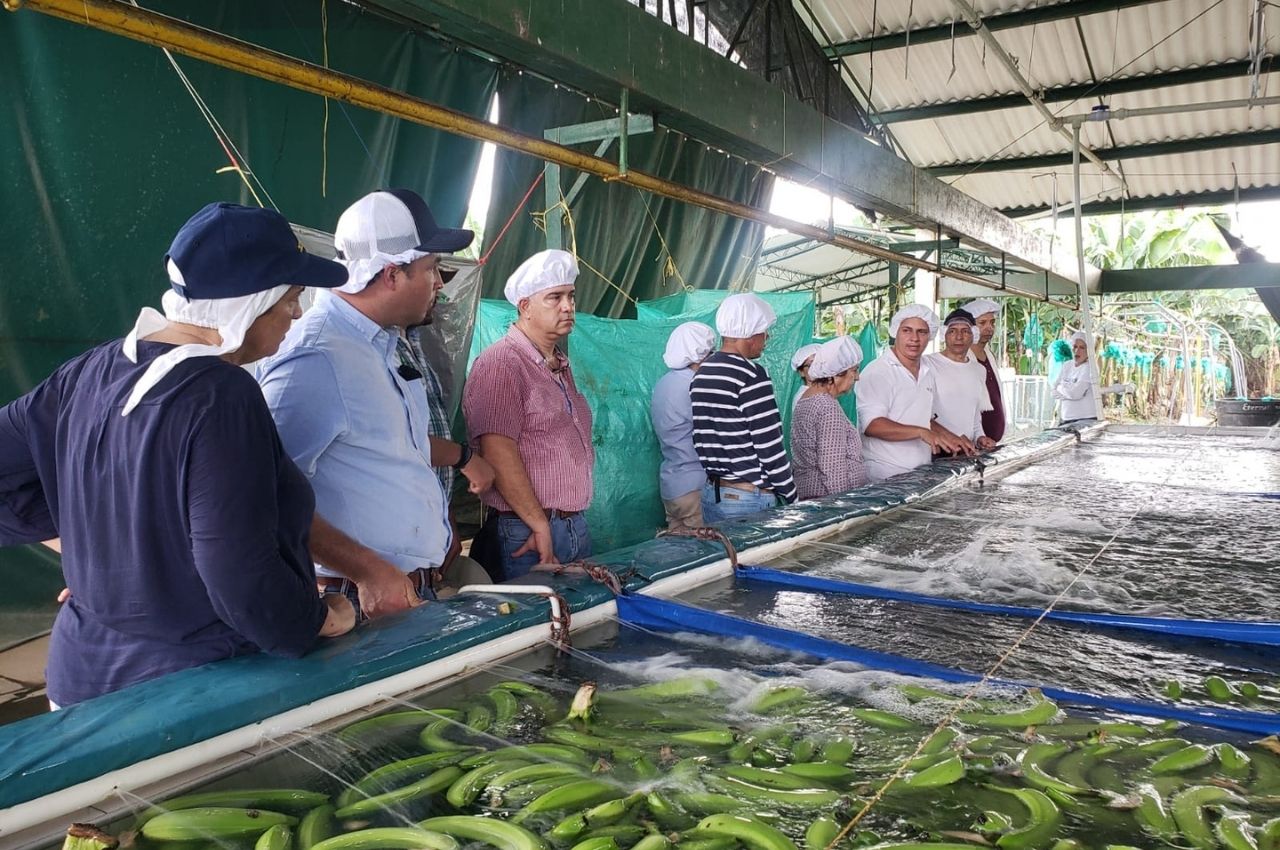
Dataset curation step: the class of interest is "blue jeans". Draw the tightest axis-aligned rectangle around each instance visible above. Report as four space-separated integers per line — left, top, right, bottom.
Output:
701 480 777 525
496 512 592 580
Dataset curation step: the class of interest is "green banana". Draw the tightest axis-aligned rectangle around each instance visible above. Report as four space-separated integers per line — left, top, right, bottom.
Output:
492 680 543 695
790 739 817 763
803 818 839 850
418 816 548 850
296 805 334 850
918 727 958 755
257 825 294 850
447 761 525 808
487 688 521 729
548 812 592 844
488 762 585 789
1165 680 1185 700
778 761 855 782
1205 676 1237 702
1018 744 1086 796
344 752 471 806
141 808 298 842
599 678 720 702
543 726 629 753
1258 818 1280 850
631 836 671 850
580 825 648 845
896 753 964 790
645 791 694 830
333 765 462 820
336 709 459 745
584 792 645 827
957 698 1058 730
695 814 798 850
1216 813 1259 850
1171 785 1246 850
513 778 624 821
568 839 618 850
461 743 592 768
136 790 327 826
1151 743 1216 774
848 708 916 730
671 729 736 748
465 703 495 732
897 684 959 703
720 765 823 790
1052 743 1121 793
1134 784 1178 843
420 718 482 752
671 791 750 815
1240 682 1263 701
496 777 576 808
704 776 840 809
675 837 739 850
989 787 1062 850
750 687 810 715
310 829 458 850
1218 744 1254 779
818 738 855 764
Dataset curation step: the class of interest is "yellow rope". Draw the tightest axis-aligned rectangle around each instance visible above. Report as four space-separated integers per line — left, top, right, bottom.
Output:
530 186 638 306
639 193 689 291
320 0 329 198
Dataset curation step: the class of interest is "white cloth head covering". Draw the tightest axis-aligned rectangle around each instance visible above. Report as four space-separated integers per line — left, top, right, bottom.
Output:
889 304 940 339
120 259 289 416
716 293 776 337
962 298 1000 319
1070 330 1089 344
809 336 864 380
504 249 579 304
663 322 716 369
790 343 823 371
333 192 430 294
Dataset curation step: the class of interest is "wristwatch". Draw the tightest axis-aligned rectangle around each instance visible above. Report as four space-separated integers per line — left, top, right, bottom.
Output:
452 443 474 470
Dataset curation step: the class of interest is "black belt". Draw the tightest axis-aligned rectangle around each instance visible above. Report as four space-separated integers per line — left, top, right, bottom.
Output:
317 567 434 593
495 508 582 520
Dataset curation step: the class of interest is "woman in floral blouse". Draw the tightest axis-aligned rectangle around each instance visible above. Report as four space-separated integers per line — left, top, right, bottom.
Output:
792 336 867 499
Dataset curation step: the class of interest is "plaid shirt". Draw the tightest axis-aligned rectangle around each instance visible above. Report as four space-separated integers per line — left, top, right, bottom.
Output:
398 328 454 497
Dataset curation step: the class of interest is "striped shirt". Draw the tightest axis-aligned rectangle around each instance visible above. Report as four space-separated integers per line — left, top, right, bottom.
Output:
690 351 797 503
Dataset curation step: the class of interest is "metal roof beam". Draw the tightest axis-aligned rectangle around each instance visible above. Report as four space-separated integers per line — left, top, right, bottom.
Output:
1000 184 1280 217
1101 263 1280 292
825 0 1170 59
875 59 1271 124
928 128 1280 176
360 0 1093 289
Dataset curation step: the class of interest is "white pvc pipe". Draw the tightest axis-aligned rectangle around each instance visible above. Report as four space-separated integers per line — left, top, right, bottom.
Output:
456 584 564 627
0 428 1103 843
1062 95 1280 127
1072 124 1105 420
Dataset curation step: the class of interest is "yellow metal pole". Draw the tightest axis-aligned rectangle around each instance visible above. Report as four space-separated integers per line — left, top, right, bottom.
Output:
4 0 1076 307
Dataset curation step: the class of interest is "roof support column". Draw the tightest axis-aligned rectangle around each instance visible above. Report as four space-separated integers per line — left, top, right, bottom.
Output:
1071 124 1104 420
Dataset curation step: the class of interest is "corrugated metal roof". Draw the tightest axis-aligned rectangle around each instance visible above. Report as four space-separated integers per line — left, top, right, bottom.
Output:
805 0 1278 213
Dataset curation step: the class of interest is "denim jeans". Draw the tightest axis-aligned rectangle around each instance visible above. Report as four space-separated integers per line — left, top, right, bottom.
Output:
701 480 778 525
495 512 592 580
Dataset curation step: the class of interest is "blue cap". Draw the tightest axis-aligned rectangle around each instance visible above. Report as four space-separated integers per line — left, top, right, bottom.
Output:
165 203 348 299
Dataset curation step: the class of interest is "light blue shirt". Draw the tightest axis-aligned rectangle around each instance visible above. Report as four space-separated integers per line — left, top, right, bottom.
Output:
257 292 451 577
650 367 706 500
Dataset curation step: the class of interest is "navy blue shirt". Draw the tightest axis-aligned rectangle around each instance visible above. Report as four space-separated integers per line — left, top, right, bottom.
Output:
0 341 327 706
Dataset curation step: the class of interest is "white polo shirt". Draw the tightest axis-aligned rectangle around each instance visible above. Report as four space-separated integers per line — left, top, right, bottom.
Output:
1053 360 1095 421
855 348 937 483
924 352 991 441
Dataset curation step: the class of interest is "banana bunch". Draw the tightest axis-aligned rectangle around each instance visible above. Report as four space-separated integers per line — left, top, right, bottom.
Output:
79 676 1280 850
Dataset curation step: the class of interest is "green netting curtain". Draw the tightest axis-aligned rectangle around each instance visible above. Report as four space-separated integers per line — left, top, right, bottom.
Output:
0 2 498 645
481 71 774 318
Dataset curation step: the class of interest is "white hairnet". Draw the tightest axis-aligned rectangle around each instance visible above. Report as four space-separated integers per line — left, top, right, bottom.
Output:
121 260 289 416
809 336 863 380
1070 330 1090 344
716 293 776 338
963 298 1000 319
663 322 716 369
790 343 823 371
504 249 579 305
889 304 940 339
333 192 429 294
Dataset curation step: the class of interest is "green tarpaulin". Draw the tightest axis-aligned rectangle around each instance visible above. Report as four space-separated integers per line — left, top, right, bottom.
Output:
480 71 774 318
0 1 498 646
